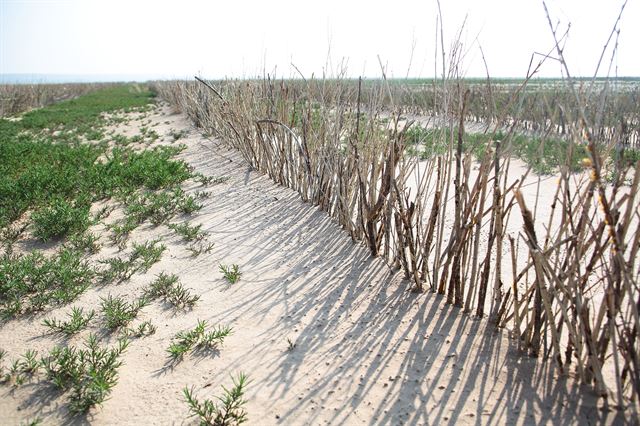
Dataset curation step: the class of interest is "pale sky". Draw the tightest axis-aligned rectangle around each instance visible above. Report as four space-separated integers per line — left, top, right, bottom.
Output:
0 0 638 80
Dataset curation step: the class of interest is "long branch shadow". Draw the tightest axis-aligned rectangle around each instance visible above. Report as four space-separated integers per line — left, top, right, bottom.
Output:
181 138 629 425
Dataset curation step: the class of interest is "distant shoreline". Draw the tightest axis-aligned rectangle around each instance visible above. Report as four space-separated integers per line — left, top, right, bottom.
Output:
2 74 639 84
0 74 185 84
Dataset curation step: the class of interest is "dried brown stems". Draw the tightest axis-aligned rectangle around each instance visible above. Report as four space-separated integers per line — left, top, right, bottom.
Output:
153 51 639 409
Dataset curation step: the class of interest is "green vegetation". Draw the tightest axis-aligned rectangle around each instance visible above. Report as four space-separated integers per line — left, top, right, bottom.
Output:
0 248 94 319
8 349 40 385
0 85 157 229
183 373 248 426
43 307 95 336
168 220 216 257
31 197 90 242
98 239 166 284
121 320 156 338
404 126 591 175
187 241 215 257
169 222 206 243
0 85 200 319
109 185 202 249
219 264 241 284
144 272 199 310
167 320 231 361
100 294 149 330
0 84 227 422
40 334 129 413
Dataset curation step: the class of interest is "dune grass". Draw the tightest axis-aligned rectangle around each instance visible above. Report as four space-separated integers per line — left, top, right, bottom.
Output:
0 85 198 318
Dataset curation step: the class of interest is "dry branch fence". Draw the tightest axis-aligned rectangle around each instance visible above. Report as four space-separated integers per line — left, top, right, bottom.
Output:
153 74 640 410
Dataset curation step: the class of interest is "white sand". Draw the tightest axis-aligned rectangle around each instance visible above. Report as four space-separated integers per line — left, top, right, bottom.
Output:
0 103 625 425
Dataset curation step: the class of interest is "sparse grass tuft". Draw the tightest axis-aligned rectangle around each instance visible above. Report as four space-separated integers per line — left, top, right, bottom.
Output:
286 338 296 352
187 241 215 257
108 219 138 250
0 349 8 383
7 349 40 385
168 129 188 141
192 172 230 186
168 222 206 242
167 320 231 361
100 294 149 330
1 224 26 254
0 248 94 319
144 272 199 310
219 264 241 284
41 334 128 413
121 320 156 338
43 307 95 336
183 373 248 426
67 231 101 254
98 239 165 284
131 239 166 271
120 186 202 232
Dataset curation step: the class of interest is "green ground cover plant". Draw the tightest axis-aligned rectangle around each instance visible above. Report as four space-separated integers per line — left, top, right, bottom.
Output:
167 320 232 361
100 294 149 330
0 248 94 319
40 334 129 413
219 264 241 284
144 272 199 310
404 125 590 174
0 85 202 317
0 85 193 235
183 373 248 425
43 307 95 336
98 239 166 284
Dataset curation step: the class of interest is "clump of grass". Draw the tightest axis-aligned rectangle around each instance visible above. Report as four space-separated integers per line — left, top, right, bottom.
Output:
41 334 128 413
6 349 40 385
187 241 215 257
168 221 215 257
108 219 138 249
168 129 188 141
121 187 202 231
31 198 90 242
0 248 94 319
144 272 199 310
131 239 166 271
98 239 165 284
93 205 115 222
42 307 95 336
100 294 149 330
125 190 180 226
121 320 156 338
183 373 248 426
104 145 190 191
168 222 206 243
219 264 241 284
67 231 101 254
1 223 26 254
98 257 136 283
167 320 231 361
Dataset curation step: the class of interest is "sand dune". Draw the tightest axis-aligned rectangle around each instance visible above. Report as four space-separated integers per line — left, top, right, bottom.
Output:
0 102 624 425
